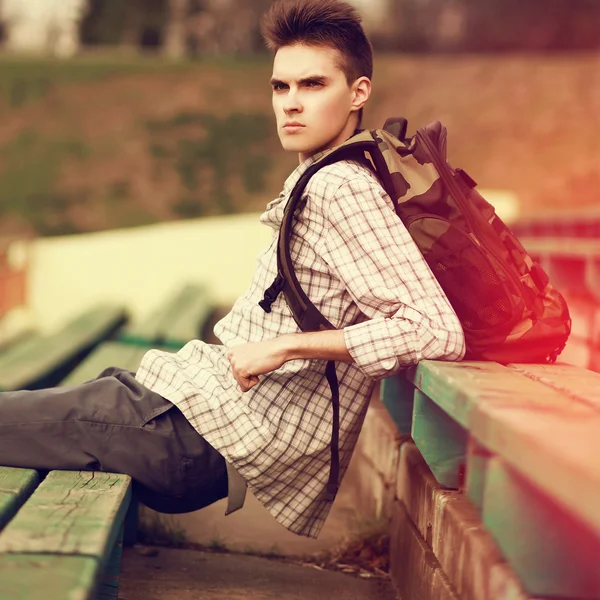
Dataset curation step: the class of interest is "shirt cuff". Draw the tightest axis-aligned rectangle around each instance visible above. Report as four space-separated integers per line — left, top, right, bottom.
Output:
344 316 418 380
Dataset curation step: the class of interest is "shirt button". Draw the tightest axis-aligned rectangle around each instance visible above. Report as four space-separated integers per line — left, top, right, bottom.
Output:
381 358 397 371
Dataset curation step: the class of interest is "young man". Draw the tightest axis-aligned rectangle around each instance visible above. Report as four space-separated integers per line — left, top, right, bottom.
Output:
0 0 464 539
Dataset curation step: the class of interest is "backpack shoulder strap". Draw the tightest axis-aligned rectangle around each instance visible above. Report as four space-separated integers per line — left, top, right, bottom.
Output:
256 124 407 502
259 133 378 324
259 123 410 326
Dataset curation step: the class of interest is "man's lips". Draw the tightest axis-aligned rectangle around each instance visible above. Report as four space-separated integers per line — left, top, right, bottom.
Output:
283 122 305 132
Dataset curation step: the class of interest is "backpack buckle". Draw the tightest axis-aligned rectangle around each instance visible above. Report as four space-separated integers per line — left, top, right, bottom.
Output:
258 274 285 313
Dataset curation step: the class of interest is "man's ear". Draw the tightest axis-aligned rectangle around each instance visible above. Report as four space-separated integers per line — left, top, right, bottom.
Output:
351 76 371 112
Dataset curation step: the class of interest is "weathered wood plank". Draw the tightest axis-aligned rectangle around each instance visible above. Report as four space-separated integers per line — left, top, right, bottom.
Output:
0 554 98 600
0 471 131 558
407 360 594 428
96 524 123 600
380 374 414 436
465 438 491 512
120 283 210 348
0 468 39 498
0 468 39 531
471 402 600 538
60 342 149 387
0 334 44 368
411 391 468 488
0 329 37 355
482 456 600 598
160 285 213 348
508 362 600 412
0 305 128 391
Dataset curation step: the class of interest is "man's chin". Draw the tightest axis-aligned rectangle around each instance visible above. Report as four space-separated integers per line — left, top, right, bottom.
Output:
280 139 322 156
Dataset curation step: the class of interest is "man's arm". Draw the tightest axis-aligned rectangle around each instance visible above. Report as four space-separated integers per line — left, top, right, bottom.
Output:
229 170 465 392
227 330 351 392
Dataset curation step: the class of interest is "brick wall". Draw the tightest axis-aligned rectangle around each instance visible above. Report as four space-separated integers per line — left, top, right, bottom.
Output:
355 397 532 600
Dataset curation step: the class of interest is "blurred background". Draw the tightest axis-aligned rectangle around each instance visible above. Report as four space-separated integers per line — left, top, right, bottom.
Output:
0 0 598 238
0 0 598 566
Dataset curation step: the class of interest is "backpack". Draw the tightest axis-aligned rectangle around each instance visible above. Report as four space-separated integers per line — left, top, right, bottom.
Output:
259 117 571 499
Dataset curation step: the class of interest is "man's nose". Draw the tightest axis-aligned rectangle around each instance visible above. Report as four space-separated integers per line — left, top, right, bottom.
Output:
283 88 302 113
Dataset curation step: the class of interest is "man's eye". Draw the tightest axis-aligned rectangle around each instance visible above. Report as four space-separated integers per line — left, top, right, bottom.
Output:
273 83 287 91
306 81 323 88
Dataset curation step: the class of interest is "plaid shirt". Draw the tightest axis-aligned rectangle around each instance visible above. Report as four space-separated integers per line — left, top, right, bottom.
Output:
136 153 465 538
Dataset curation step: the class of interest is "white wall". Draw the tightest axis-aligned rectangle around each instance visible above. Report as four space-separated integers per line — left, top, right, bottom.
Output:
26 213 271 333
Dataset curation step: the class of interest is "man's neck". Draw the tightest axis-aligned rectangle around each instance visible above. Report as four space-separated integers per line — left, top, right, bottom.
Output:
297 119 360 164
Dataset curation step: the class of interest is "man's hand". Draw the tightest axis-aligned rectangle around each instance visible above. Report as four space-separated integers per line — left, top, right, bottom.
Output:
227 330 352 392
227 337 290 392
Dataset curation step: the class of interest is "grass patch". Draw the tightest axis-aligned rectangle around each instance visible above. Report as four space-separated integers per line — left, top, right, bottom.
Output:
207 532 229 552
147 111 274 214
0 54 199 108
138 512 188 547
0 129 93 235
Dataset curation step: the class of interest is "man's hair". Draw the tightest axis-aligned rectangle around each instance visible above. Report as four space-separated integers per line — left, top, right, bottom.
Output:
260 0 373 86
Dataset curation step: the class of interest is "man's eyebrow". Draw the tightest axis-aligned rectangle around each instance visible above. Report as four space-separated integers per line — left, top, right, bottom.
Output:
299 75 328 85
269 75 328 86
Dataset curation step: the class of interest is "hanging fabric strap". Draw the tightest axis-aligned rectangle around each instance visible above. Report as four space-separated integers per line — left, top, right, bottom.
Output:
324 359 340 501
257 132 396 503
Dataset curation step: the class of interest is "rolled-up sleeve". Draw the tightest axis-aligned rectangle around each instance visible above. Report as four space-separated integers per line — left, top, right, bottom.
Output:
321 174 465 380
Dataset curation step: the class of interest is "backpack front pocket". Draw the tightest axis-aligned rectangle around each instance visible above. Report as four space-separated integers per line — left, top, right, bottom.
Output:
406 215 522 333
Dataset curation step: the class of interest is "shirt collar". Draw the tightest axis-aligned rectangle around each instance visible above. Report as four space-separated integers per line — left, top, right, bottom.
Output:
281 148 330 197
280 129 363 197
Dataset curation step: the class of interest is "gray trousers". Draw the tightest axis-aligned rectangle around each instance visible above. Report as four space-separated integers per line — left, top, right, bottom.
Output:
0 366 228 513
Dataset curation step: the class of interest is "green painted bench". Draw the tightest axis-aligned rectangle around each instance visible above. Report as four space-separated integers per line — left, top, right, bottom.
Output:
60 341 155 386
0 467 131 600
0 304 128 391
382 360 600 599
119 283 214 350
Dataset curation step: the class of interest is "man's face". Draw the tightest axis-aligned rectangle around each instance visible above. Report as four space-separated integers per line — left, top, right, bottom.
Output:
270 44 360 162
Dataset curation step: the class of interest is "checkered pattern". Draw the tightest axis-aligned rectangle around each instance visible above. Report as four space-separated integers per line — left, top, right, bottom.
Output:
135 153 465 538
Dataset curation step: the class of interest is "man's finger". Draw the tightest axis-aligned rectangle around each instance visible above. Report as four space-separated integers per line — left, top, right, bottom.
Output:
239 374 259 392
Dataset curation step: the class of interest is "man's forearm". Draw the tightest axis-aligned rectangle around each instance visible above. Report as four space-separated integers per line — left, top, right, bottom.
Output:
280 329 353 363
227 329 353 392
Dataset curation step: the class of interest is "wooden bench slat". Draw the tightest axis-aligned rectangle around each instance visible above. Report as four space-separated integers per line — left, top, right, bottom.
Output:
120 283 211 347
408 360 595 428
160 286 213 348
0 305 128 391
508 362 600 412
481 454 600 599
472 402 600 538
0 471 131 557
0 468 40 531
59 341 151 387
0 554 98 600
119 285 198 345
0 330 37 355
0 334 44 368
